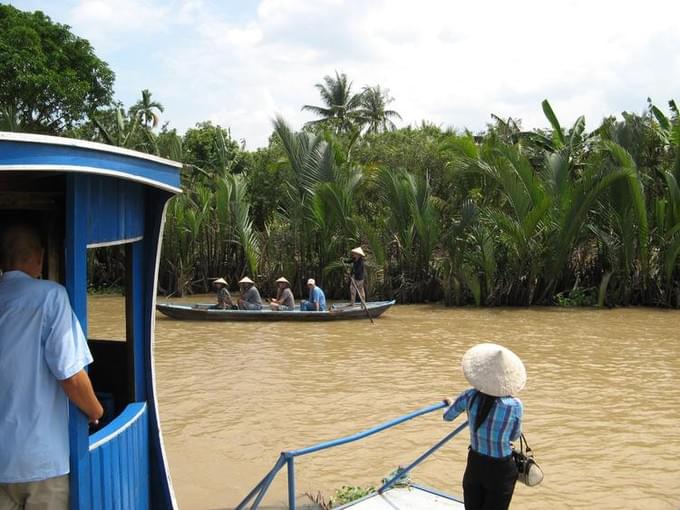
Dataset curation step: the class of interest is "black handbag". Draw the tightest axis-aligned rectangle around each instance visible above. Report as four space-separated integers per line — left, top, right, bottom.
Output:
513 433 543 486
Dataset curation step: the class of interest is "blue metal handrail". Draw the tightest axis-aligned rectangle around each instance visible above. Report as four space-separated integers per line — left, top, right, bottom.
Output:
235 399 467 510
378 420 468 493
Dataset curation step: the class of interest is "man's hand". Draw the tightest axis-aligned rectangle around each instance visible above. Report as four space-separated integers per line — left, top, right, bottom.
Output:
61 370 104 424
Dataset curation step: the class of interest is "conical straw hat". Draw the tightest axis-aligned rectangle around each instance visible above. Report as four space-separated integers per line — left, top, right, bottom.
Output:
350 247 366 257
213 277 227 285
239 276 254 284
276 277 290 284
461 343 526 397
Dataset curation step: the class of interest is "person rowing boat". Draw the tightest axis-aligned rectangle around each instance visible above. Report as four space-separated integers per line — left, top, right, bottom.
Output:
347 246 366 306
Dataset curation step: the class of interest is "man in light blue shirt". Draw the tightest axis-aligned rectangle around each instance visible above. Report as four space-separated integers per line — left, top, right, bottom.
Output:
301 278 326 311
0 223 103 509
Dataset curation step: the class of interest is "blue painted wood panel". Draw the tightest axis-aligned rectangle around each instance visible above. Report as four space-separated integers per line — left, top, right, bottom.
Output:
83 175 145 246
66 174 92 510
89 403 150 510
130 241 147 401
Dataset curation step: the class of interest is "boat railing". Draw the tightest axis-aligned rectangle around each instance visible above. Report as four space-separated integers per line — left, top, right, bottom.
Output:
235 400 468 510
88 402 150 509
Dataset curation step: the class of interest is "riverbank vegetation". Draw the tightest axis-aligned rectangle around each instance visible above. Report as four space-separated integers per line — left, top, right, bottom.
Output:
4 4 680 307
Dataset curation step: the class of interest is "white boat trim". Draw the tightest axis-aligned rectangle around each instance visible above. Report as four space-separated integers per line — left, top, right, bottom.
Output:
87 236 144 249
0 132 183 168
89 403 147 451
0 165 182 194
150 201 180 509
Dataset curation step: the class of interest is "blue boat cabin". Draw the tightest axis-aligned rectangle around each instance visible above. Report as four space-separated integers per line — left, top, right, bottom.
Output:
0 132 182 509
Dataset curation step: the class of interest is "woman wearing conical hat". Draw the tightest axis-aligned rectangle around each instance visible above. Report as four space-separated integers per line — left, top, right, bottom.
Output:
443 343 526 510
270 277 295 311
212 277 234 310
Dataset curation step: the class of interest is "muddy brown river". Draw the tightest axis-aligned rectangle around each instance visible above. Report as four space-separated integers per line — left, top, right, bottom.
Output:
88 295 680 509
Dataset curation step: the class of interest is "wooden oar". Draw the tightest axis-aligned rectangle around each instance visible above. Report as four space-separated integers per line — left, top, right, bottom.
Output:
351 276 374 324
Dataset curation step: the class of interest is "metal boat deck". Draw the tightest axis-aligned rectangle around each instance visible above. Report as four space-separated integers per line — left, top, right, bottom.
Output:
336 485 464 509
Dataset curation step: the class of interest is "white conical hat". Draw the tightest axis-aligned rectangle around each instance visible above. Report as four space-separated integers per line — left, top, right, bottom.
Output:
276 276 290 284
306 278 315 285
351 246 366 257
461 343 526 397
239 276 254 284
213 277 227 285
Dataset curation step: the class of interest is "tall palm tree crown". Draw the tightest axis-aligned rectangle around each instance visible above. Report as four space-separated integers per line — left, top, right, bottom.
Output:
302 71 363 134
358 85 402 134
131 89 164 129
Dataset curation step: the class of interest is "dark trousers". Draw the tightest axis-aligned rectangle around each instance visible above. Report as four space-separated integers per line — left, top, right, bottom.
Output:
463 448 518 510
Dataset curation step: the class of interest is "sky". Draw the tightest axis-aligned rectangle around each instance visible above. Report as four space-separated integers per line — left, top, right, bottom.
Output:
7 0 680 149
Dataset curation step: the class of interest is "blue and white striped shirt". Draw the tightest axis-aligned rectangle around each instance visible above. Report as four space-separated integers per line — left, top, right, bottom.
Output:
443 388 523 458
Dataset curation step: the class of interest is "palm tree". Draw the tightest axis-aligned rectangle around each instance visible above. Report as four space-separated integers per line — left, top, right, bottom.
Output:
130 89 164 129
272 116 334 289
357 85 401 134
646 100 680 304
302 71 363 134
378 167 440 302
272 116 365 293
216 173 260 277
161 192 207 296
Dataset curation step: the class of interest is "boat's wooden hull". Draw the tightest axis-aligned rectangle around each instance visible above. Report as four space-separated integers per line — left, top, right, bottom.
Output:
156 301 396 321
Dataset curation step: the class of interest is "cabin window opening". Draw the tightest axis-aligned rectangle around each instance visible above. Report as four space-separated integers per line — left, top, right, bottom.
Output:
87 243 136 429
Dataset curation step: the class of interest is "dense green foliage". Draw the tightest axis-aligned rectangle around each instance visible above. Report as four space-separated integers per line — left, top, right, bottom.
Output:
5 6 680 307
0 5 114 133
147 97 680 307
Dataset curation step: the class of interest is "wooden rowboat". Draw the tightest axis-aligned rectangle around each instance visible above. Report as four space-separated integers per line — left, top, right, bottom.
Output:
156 300 396 321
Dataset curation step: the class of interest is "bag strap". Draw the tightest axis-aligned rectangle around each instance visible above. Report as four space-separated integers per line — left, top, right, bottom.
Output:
520 433 533 454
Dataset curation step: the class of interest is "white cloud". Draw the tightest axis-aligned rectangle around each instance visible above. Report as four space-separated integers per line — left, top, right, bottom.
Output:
70 0 173 52
17 0 680 147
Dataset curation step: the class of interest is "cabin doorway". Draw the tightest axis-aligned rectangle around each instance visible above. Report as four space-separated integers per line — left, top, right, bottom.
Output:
0 180 138 430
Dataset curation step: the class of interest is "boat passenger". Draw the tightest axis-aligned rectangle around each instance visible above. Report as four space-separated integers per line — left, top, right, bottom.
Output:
270 276 295 311
443 343 526 510
300 278 326 311
347 246 366 305
213 277 235 309
237 276 263 310
0 222 104 509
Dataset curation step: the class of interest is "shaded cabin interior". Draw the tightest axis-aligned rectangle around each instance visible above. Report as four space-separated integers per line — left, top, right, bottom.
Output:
0 173 133 420
0 134 181 510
